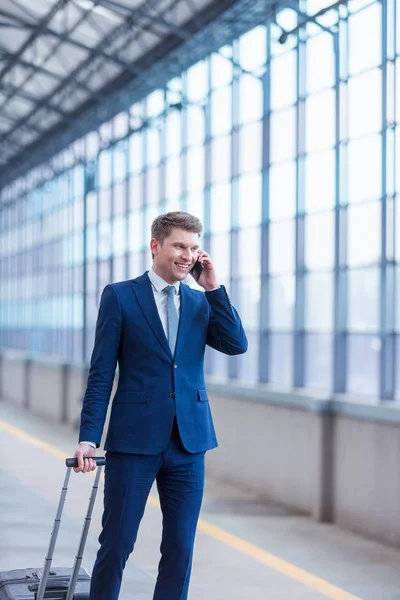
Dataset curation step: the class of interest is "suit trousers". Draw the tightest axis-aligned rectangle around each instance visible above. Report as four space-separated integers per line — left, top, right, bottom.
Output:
89 420 205 600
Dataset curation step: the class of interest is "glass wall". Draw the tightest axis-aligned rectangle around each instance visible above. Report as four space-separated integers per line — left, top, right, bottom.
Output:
0 0 398 400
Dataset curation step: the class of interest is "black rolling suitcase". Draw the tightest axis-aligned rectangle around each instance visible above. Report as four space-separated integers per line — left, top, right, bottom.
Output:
0 457 105 600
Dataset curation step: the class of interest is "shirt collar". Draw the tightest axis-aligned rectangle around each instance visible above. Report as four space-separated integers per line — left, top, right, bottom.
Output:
148 267 180 295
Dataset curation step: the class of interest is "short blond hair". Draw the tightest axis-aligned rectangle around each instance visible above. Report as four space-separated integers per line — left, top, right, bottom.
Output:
151 211 202 244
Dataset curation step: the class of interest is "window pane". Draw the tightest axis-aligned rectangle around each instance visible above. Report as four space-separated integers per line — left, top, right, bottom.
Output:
146 89 164 117
187 146 205 192
211 86 232 136
304 333 333 389
239 75 263 124
348 70 382 138
238 121 262 174
113 216 126 256
306 89 335 153
269 220 295 274
211 50 233 88
348 136 382 203
348 202 381 266
165 111 182 156
165 156 181 200
186 105 205 146
129 132 143 174
239 26 267 72
238 330 259 383
305 150 335 213
348 3 382 75
187 60 208 103
270 107 296 163
186 192 205 224
98 221 111 259
269 275 295 330
269 161 296 220
271 50 297 109
347 334 379 396
210 183 231 233
146 166 159 205
305 272 334 330
238 227 261 277
146 128 161 166
269 333 293 387
211 135 231 183
348 268 380 332
306 33 334 94
305 212 335 269
238 172 262 227
210 233 230 281
238 278 261 329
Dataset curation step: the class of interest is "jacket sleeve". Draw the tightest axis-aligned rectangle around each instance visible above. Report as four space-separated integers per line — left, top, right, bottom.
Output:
79 284 122 446
205 286 248 355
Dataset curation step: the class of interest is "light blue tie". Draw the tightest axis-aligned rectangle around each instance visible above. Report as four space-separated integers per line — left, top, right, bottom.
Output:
164 285 178 355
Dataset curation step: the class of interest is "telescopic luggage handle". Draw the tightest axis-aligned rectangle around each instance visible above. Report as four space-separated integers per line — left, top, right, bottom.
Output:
65 457 106 468
35 456 106 600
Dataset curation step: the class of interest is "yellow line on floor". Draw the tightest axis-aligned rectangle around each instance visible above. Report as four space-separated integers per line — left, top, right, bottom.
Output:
0 417 362 600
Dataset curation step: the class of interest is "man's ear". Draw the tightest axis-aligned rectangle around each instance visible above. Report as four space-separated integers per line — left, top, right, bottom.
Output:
150 238 158 255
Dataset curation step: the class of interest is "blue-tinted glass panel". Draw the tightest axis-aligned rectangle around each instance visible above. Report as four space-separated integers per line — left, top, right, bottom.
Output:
304 333 333 389
305 211 335 270
348 268 380 332
114 142 127 182
238 121 262 174
211 135 231 183
239 75 263 124
270 107 296 163
187 146 205 192
210 183 231 233
305 272 334 330
205 346 229 381
238 172 262 227
347 201 381 266
146 128 161 166
269 161 296 221
239 26 267 73
347 334 379 396
187 60 208 102
165 110 181 156
348 135 381 203
237 330 259 383
348 3 382 75
186 192 205 224
147 166 160 205
166 156 181 200
306 33 334 94
238 227 261 277
306 89 335 153
113 216 126 256
86 191 97 225
98 221 111 260
271 50 297 109
211 50 233 88
269 275 295 330
129 132 143 174
210 233 230 281
86 226 97 261
238 278 260 329
98 150 112 188
129 174 142 210
348 70 382 138
147 89 164 117
211 86 232 135
305 150 335 213
186 105 205 146
99 188 111 221
269 220 295 274
128 211 144 251
269 333 293 387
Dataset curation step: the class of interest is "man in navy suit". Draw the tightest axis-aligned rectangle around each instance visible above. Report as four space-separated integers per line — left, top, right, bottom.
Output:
73 211 247 600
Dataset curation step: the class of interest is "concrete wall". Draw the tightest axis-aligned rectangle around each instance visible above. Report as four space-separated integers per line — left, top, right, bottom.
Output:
1 350 400 548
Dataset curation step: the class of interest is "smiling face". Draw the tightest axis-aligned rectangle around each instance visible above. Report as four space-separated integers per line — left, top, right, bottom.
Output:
150 227 200 284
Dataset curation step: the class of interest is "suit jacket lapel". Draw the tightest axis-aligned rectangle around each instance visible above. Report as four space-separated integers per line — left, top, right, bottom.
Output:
131 273 172 359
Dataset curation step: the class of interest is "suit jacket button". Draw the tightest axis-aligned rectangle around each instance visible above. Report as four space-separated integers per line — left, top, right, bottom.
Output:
174 364 177 368
169 392 175 398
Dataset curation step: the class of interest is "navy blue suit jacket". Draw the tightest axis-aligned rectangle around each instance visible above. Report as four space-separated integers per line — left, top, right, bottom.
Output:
79 272 248 454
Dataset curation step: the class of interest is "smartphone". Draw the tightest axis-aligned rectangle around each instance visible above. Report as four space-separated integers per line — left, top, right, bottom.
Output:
190 258 204 281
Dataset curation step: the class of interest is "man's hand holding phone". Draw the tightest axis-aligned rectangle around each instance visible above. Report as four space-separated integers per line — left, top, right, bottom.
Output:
190 250 220 292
